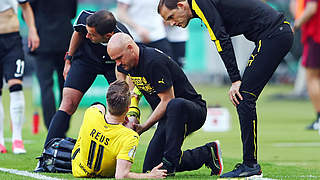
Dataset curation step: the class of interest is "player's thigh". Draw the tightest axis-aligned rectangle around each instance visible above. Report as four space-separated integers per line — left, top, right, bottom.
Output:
241 27 293 96
2 34 24 83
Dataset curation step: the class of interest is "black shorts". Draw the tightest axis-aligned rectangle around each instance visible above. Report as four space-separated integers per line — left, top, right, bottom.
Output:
0 32 25 88
64 56 116 93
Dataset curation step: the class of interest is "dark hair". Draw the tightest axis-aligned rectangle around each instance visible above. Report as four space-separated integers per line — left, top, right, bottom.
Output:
86 10 116 35
158 0 184 13
106 80 130 116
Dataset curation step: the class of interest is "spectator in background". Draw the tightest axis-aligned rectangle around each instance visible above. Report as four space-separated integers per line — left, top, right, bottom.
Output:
271 0 308 101
165 25 188 67
294 0 320 130
30 0 77 129
117 0 171 55
0 0 39 154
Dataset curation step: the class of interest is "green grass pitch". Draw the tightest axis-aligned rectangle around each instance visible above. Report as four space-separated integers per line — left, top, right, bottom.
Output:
0 84 319 179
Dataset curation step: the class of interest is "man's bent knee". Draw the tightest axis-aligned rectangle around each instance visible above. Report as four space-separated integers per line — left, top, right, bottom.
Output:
166 98 186 113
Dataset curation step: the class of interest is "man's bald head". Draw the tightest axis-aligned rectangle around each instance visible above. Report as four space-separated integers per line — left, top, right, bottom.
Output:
107 33 139 71
107 33 134 55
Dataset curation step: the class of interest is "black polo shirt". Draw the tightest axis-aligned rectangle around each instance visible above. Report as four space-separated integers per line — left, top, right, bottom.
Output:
73 10 131 65
118 45 206 110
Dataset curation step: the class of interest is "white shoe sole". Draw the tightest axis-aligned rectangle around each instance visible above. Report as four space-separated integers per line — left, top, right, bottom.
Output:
13 148 26 154
214 140 223 175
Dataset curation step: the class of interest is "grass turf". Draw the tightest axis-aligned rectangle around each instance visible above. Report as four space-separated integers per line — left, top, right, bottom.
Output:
0 84 319 179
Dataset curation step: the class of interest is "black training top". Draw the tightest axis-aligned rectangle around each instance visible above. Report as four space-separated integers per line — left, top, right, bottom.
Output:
73 10 131 64
187 0 285 82
118 45 206 110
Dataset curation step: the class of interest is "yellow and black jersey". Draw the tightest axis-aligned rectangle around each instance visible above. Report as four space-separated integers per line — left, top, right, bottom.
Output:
187 0 285 82
71 107 139 178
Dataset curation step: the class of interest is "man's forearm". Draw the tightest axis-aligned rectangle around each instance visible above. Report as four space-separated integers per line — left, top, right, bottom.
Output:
295 2 317 29
143 100 168 132
68 31 83 56
20 3 37 33
124 172 153 179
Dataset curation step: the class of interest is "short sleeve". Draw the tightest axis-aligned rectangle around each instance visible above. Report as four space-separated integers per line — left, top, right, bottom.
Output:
117 0 132 5
73 10 95 34
149 58 173 94
18 0 28 4
117 135 139 163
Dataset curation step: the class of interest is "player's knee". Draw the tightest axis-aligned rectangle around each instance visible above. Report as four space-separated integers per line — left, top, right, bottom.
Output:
236 92 257 115
9 84 23 92
166 98 187 115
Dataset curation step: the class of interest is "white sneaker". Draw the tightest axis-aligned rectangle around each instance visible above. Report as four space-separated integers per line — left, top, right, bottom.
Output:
12 140 26 154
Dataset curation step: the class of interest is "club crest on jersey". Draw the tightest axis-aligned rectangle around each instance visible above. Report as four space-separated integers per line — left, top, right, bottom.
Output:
129 76 155 94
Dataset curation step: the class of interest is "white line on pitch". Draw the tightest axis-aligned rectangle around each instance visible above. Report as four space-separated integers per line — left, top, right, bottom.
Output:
4 138 34 144
0 167 62 180
273 142 320 147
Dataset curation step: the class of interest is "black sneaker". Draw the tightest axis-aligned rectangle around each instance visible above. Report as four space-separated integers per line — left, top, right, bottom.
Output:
220 163 262 178
306 118 319 130
205 140 223 176
34 156 47 173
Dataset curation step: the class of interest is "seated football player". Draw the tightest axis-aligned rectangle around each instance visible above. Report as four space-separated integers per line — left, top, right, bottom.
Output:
71 80 167 179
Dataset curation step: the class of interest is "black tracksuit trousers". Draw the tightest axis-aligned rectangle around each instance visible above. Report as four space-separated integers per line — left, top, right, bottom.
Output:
143 98 208 173
237 23 293 165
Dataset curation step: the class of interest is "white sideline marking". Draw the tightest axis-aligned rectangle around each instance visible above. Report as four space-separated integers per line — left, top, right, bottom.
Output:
0 167 62 180
273 142 320 147
5 138 34 144
217 178 276 180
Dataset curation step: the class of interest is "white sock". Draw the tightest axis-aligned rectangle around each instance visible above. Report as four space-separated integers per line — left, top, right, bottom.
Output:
10 91 25 142
0 96 4 145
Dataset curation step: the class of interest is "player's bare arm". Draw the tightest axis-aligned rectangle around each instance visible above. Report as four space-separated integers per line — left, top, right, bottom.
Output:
115 67 127 81
63 31 84 79
115 159 167 179
117 2 151 43
135 86 174 135
294 1 318 30
20 2 39 51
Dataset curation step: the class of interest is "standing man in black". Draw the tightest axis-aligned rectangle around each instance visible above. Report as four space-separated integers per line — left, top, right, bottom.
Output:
30 0 77 129
157 0 293 178
34 10 131 172
107 32 223 176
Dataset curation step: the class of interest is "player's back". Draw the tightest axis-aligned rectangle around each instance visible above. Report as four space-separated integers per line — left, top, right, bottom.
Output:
72 106 139 178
